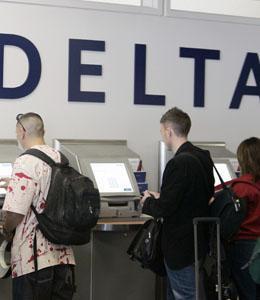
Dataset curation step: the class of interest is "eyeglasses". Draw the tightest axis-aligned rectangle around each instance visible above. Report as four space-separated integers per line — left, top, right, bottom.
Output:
16 114 26 132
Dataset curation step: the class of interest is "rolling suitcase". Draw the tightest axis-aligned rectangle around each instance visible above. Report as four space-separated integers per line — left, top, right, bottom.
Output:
193 217 238 300
193 217 222 300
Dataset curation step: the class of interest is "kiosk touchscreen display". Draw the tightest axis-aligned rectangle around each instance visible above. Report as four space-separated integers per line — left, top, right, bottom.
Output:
90 162 134 194
0 163 12 196
214 163 234 186
0 163 12 178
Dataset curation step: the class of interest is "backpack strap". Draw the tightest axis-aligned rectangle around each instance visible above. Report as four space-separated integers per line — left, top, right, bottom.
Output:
20 148 69 166
20 148 69 213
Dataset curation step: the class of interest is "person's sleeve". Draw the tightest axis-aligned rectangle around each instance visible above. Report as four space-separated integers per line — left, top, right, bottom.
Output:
2 158 38 216
142 159 188 218
232 181 254 200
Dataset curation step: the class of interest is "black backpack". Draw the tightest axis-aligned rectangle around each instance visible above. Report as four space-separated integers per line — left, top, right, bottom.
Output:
21 148 100 245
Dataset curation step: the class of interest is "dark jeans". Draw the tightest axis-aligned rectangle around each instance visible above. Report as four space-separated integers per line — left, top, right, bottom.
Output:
12 264 75 300
228 240 260 300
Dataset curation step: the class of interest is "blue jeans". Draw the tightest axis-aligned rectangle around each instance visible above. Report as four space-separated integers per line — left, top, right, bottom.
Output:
165 261 196 300
228 240 260 300
12 264 75 300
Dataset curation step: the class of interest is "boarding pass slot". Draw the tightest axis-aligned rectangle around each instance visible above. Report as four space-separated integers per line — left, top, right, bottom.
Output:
108 202 128 207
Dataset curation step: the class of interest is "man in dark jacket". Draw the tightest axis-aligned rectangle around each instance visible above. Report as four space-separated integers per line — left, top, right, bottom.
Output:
140 107 214 300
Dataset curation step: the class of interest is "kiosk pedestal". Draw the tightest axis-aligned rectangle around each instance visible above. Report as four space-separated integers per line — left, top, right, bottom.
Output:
74 218 156 300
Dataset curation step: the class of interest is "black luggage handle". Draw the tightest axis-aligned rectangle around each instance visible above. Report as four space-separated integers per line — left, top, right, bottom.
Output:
193 217 220 225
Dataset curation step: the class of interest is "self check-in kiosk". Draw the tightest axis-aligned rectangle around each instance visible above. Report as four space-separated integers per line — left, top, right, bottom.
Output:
54 139 155 300
54 139 141 218
81 158 140 217
192 141 238 185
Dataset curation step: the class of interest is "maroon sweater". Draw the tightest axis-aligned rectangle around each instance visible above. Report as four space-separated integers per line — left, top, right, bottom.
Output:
231 174 260 240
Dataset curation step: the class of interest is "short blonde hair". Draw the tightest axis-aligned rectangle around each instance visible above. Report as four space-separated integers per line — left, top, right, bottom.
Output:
17 112 45 137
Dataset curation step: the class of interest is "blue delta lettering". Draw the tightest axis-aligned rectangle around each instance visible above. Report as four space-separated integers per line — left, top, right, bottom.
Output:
0 34 260 109
0 34 41 99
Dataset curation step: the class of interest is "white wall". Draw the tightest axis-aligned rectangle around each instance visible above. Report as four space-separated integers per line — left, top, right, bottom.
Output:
170 0 260 18
0 1 260 190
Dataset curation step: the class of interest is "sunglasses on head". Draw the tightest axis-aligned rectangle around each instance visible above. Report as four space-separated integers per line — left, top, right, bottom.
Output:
16 114 26 132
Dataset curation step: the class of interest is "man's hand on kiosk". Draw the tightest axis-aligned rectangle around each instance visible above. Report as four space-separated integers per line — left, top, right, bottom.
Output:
148 191 160 199
140 190 160 207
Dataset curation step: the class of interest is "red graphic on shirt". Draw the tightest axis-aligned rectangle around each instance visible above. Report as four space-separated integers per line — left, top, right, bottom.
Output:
8 186 13 192
58 248 71 260
27 255 35 263
27 250 48 263
21 186 26 191
15 173 32 180
12 272 18 278
40 202 46 209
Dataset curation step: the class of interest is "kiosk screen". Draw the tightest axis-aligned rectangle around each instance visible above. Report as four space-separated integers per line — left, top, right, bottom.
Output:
214 163 233 186
0 163 12 196
90 162 134 194
0 163 12 178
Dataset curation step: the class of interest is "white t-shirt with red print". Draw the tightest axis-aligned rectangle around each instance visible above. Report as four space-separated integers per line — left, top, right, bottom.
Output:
3 144 75 278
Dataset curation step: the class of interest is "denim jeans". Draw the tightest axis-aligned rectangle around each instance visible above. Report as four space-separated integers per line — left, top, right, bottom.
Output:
228 240 260 300
12 264 75 300
165 261 196 300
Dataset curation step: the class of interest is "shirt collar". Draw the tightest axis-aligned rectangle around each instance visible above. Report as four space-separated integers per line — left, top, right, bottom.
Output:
175 141 192 156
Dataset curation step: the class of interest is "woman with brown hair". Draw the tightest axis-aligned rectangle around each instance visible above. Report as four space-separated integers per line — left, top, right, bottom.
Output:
228 137 260 300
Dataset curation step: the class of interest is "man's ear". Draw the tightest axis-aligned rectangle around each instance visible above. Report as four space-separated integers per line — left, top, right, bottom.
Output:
169 128 173 137
21 129 26 140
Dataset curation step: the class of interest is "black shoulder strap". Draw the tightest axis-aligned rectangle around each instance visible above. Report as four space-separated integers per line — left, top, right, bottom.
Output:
179 152 212 195
181 151 230 191
20 148 69 167
22 149 69 216
59 152 69 165
212 164 228 190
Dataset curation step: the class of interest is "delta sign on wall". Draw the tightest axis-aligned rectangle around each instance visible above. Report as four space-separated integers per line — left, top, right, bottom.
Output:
0 33 259 109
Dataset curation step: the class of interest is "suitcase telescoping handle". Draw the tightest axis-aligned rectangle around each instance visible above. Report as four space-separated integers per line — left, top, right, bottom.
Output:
193 217 222 300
